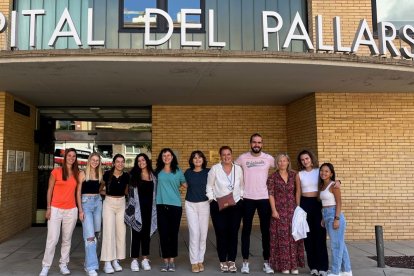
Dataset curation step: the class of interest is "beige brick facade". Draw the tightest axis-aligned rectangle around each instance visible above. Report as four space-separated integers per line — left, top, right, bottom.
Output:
0 92 36 242
0 0 11 50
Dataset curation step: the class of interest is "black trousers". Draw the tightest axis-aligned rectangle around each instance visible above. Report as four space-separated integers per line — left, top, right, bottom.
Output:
156 204 182 259
300 196 329 271
130 202 152 258
241 198 271 260
210 200 242 262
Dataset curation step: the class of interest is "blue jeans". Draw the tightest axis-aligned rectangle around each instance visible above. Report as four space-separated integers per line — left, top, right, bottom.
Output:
322 207 351 275
81 195 102 271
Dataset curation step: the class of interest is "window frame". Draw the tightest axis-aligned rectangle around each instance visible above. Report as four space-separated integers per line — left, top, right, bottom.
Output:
119 0 206 34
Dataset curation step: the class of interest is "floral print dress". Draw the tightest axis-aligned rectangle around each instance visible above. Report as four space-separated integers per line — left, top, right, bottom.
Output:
267 170 305 271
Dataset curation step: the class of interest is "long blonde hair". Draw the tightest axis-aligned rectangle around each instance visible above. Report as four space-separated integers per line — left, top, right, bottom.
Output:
275 153 292 171
85 152 103 182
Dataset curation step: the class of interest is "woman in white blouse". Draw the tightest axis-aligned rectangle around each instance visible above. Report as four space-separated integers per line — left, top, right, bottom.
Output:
206 146 244 273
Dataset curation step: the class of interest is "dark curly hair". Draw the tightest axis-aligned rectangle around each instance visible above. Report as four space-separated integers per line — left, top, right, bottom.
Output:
155 148 179 175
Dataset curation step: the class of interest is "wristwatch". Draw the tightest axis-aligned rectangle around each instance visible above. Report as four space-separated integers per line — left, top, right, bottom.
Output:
334 216 340 220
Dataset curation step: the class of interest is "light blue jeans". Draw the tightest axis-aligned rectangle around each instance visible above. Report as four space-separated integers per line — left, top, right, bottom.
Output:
322 206 352 275
81 195 102 271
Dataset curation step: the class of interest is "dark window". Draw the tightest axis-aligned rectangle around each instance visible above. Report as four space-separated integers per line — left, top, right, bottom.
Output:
372 0 414 33
14 100 30 117
120 0 204 33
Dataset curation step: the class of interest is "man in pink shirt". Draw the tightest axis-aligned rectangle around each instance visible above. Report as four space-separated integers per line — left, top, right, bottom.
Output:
236 133 275 274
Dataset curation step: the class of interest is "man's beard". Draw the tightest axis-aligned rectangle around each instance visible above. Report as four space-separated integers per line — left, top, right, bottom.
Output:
251 147 262 153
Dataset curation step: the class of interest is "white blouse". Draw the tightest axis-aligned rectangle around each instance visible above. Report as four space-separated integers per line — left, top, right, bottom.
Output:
206 162 244 202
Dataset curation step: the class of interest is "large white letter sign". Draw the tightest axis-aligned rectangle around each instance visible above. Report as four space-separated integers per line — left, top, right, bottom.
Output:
0 12 6 33
283 12 314 50
22 9 46 47
262 11 283 48
145 8 173 46
88 8 104 46
48 8 81 46
181 9 202 47
10 11 17 47
315 15 333 51
378 22 399 57
208 9 225 47
399 25 414 59
333 16 351 52
351 19 379 55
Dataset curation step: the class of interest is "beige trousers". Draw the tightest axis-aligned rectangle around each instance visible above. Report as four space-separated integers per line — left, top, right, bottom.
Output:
42 207 78 267
100 196 126 261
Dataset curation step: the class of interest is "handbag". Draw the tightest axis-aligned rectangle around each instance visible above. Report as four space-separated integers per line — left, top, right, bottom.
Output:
217 192 236 211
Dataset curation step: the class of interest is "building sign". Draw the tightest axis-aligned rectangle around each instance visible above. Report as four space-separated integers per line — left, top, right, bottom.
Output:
1 7 413 58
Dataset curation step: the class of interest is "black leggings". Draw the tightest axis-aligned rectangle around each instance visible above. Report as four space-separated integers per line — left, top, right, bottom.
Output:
156 204 182 259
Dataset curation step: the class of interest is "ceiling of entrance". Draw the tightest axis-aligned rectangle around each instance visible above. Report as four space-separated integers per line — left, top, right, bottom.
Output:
1 50 414 107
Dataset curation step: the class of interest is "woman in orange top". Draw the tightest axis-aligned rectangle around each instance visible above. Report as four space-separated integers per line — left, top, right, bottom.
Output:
39 148 79 276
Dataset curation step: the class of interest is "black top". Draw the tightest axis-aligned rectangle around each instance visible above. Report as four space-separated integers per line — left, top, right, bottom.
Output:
137 179 154 206
184 168 209 203
81 179 100 194
103 170 129 196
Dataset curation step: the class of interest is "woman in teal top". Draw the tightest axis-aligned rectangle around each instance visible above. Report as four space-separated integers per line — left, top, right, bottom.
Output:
155 148 187 272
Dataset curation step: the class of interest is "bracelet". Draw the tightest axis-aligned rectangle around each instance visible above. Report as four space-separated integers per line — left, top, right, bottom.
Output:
334 216 340 220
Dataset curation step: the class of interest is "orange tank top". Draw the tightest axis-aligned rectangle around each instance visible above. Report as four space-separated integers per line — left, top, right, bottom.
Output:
51 167 77 209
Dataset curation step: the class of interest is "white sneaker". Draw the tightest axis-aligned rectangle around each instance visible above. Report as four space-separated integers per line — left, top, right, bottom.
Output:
318 271 328 276
87 270 98 276
141 258 151 271
310 269 319 276
112 260 123 272
59 264 71 275
291 269 299 275
340 272 353 276
131 259 140 272
241 262 249 274
327 274 340 276
104 261 115 274
39 266 49 276
263 263 274 274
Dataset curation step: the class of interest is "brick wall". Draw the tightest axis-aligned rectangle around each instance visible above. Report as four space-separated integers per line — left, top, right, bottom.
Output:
0 92 36 242
0 0 11 50
286 94 318 170
308 0 373 55
152 105 287 224
314 92 414 240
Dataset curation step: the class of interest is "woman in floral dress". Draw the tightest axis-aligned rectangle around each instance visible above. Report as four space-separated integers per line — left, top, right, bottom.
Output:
267 153 304 274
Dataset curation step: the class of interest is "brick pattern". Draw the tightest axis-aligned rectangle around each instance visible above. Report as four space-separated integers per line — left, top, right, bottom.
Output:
308 0 373 55
152 105 287 224
0 0 11 50
314 92 414 240
286 94 318 170
0 92 36 242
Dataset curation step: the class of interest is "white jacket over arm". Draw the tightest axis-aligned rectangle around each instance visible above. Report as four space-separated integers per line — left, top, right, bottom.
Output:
206 163 244 202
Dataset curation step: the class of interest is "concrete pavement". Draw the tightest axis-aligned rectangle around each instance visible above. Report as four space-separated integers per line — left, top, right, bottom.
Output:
0 226 412 276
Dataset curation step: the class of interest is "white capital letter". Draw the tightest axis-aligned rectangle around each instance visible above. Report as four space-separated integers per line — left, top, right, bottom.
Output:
399 25 414 59
11 11 17 47
48 8 81 46
208 9 225 47
145 8 173 46
88 8 104 46
351 19 379 55
181 9 202 47
22 9 45 47
0 12 6 33
262 11 283 49
315 15 333 51
378 22 399 57
283 12 314 50
333 16 351 53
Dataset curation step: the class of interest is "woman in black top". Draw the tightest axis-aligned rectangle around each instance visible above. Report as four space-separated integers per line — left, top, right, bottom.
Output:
100 154 129 274
184 150 210 273
76 153 104 276
128 153 157 271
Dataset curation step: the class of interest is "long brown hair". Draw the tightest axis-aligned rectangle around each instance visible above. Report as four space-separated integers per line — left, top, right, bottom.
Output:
62 148 79 181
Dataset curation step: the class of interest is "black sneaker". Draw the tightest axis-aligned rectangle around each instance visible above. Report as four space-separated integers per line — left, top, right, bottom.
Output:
160 262 169 272
168 262 176 272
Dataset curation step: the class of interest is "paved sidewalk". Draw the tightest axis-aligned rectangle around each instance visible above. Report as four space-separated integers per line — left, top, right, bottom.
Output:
0 226 413 275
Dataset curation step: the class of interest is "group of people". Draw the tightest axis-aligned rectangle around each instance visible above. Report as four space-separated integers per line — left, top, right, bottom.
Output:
38 133 352 276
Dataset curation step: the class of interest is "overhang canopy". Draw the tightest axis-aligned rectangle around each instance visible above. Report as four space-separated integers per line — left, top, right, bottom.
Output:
1 49 414 108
